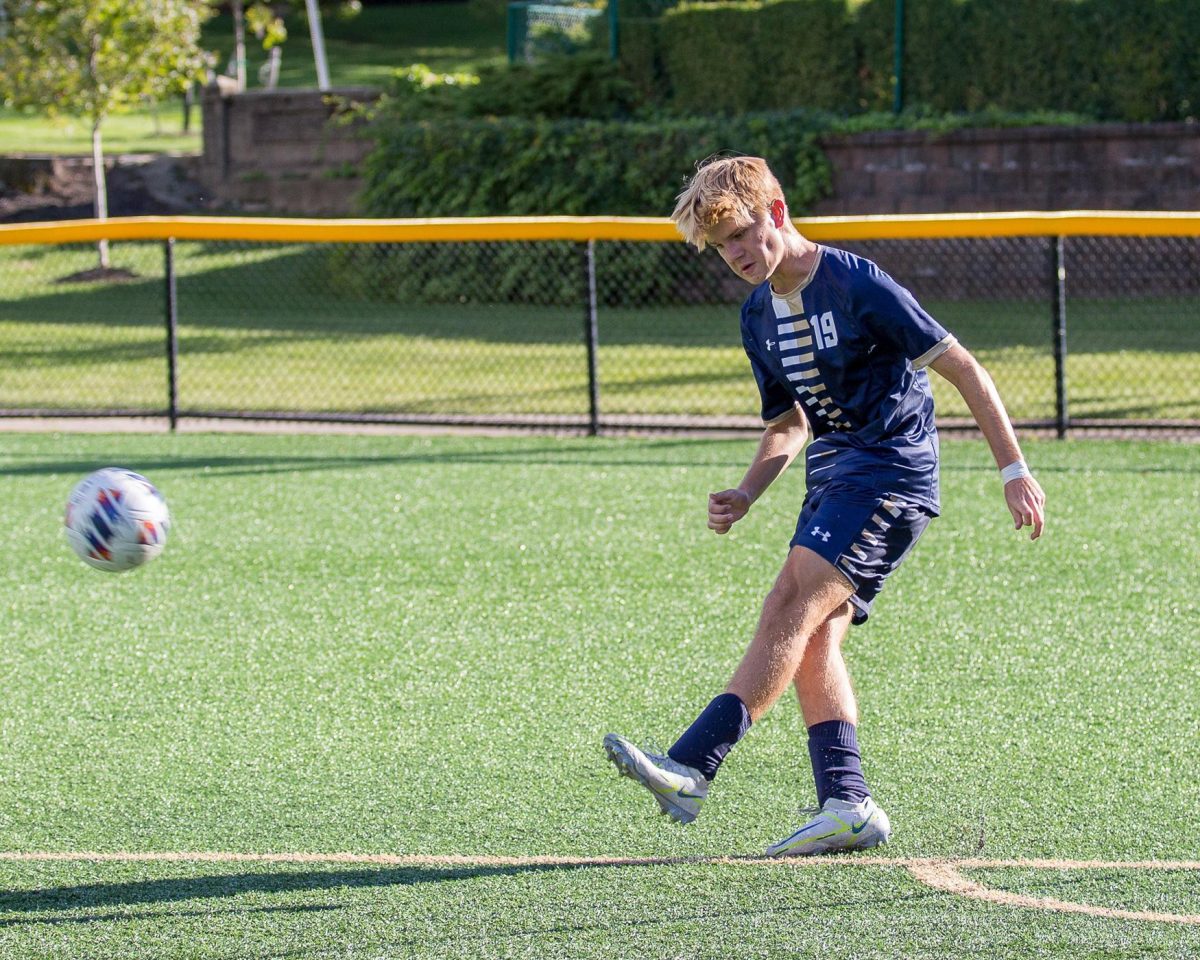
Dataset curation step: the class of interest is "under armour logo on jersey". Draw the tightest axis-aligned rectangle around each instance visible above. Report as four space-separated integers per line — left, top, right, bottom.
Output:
811 526 831 542
766 339 775 351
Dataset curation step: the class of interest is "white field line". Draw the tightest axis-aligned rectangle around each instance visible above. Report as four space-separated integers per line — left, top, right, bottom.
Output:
0 852 1198 870
908 862 1200 925
0 851 1197 925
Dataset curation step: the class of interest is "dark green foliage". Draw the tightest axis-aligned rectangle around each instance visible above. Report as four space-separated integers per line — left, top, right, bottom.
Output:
623 0 1200 122
659 0 859 114
353 110 831 305
327 241 582 306
470 53 637 119
361 109 831 218
383 53 639 122
325 239 730 308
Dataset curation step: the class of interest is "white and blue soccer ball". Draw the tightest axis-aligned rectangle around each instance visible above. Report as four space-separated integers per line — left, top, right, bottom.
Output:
64 468 171 573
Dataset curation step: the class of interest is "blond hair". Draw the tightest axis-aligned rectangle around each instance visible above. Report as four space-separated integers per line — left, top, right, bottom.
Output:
670 156 784 251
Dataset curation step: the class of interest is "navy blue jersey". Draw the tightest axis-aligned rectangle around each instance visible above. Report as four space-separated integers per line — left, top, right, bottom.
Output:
741 246 956 513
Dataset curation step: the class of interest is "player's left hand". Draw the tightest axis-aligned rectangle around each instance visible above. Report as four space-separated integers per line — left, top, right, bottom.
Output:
1004 475 1046 540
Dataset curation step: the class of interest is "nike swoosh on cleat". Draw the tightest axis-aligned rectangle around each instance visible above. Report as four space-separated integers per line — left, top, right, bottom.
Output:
651 785 701 802
850 813 875 834
775 827 843 853
779 821 838 846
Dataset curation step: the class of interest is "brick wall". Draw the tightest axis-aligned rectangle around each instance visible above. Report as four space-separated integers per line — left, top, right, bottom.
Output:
814 123 1200 215
198 84 379 215
198 87 1200 216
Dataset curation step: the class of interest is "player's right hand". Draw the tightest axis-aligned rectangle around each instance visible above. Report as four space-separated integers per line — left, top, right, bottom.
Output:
708 488 751 535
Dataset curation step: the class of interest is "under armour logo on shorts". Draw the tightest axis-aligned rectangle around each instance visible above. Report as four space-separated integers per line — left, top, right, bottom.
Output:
811 526 831 542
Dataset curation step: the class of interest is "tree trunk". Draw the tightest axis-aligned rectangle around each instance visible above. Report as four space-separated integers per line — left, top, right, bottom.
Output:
91 117 110 271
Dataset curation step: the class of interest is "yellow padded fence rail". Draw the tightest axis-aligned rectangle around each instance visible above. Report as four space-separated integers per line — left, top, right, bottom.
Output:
3 212 1200 245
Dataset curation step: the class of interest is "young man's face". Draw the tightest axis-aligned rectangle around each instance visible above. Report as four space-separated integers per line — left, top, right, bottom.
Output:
706 202 786 285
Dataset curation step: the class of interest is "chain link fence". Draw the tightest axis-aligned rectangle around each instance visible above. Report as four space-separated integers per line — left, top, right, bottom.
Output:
507 1 607 63
1 226 1198 437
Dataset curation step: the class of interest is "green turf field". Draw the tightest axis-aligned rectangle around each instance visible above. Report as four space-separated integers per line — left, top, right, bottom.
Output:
0 431 1197 958
1 242 1199 424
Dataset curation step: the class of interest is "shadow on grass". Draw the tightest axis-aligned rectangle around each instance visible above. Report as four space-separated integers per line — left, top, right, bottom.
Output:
0 864 527 922
0 859 941 932
0 440 754 479
4 245 1197 355
3 445 1197 482
0 901 342 928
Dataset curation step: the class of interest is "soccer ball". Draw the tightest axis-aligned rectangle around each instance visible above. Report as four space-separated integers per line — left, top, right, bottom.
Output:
64 468 171 572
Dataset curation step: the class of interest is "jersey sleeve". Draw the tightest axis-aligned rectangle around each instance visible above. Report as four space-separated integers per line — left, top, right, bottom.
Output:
741 314 797 424
853 262 957 369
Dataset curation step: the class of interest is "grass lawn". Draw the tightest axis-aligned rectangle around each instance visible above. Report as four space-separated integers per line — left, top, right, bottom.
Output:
0 3 504 156
0 241 1198 424
0 431 1197 958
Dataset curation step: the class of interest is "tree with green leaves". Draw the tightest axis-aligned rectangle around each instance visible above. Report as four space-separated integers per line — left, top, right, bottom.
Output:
0 0 212 271
227 0 362 92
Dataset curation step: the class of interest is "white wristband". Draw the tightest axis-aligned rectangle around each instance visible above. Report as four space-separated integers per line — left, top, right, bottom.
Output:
1000 460 1031 484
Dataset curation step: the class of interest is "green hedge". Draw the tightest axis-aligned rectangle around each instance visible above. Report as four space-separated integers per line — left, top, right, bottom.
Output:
659 0 859 113
635 0 1200 121
359 110 832 218
350 109 831 305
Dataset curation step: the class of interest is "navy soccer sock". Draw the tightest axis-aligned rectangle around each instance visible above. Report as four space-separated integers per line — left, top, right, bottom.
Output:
668 693 752 781
807 720 870 806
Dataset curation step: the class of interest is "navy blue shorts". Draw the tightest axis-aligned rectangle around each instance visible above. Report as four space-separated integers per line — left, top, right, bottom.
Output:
789 481 934 625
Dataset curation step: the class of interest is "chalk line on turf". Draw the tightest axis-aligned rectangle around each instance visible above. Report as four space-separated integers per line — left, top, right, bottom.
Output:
0 852 1196 925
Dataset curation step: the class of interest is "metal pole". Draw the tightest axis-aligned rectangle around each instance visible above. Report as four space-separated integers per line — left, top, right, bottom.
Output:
893 0 905 114
305 0 331 91
609 0 619 62
507 3 526 64
165 239 180 432
1051 236 1068 439
583 240 601 436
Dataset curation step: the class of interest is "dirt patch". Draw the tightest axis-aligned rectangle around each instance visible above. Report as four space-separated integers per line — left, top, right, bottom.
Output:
0 153 206 223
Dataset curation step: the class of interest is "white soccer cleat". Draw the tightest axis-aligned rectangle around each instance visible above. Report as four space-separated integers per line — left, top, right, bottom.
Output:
766 795 891 857
603 733 709 824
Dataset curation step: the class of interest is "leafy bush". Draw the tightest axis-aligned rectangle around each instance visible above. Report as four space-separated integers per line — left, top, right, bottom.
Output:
659 0 858 114
623 0 1200 122
348 108 832 306
380 52 639 121
359 109 832 218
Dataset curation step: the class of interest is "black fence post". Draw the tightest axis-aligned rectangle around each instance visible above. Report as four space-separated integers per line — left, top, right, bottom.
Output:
164 238 179 432
1051 235 1068 439
582 240 601 436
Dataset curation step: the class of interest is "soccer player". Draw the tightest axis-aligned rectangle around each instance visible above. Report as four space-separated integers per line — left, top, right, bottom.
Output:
604 156 1046 857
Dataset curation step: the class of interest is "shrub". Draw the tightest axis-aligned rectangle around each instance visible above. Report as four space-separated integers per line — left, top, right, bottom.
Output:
622 0 1200 122
348 109 833 306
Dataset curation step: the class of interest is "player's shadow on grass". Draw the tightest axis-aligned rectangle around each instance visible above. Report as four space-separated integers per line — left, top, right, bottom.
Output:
0 864 547 924
0 440 753 480
8 448 1196 482
0 860 941 930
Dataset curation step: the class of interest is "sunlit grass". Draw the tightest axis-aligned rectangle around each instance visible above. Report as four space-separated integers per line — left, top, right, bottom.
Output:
0 431 1196 958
